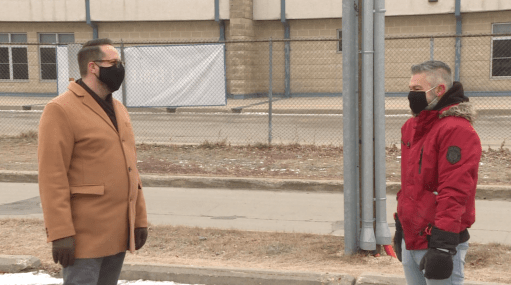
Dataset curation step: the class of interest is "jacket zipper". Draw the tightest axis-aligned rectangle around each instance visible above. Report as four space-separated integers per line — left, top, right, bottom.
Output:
419 147 424 174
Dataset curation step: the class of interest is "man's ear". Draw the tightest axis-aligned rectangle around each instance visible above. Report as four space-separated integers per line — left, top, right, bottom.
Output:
88 61 97 76
437 84 447 97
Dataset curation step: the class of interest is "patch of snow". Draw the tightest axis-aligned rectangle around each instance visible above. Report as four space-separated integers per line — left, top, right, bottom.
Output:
0 272 201 285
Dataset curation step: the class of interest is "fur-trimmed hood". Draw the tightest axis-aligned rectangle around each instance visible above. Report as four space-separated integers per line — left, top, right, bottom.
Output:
439 102 476 125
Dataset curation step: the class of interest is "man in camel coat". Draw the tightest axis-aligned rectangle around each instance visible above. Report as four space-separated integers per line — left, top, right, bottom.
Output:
38 38 148 285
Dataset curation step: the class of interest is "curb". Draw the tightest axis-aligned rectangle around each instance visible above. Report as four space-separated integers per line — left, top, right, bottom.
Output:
120 263 355 285
355 273 508 285
0 255 40 273
1 256 508 285
0 170 510 201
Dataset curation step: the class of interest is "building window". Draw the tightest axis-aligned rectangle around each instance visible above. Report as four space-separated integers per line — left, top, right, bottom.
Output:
39 33 75 80
491 23 511 78
337 29 342 53
0 33 28 80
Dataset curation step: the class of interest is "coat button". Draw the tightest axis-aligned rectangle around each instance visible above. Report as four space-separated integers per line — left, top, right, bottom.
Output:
128 167 132 172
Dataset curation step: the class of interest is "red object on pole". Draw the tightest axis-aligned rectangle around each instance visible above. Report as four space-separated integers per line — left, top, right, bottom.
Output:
384 245 397 258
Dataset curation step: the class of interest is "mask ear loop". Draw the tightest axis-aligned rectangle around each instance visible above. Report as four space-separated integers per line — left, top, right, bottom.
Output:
425 85 440 110
91 62 101 80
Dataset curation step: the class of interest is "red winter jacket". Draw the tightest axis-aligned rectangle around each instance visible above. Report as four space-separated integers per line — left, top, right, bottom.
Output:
397 102 481 250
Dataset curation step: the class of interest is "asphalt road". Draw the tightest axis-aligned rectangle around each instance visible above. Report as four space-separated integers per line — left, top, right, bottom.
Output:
1 182 510 246
1 110 510 147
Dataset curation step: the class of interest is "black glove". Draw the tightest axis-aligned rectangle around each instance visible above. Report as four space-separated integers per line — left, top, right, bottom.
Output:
393 213 403 262
419 227 459 280
52 236 76 268
135 227 148 250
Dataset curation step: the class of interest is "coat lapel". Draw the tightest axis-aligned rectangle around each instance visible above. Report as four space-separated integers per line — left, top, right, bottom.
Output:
113 100 127 135
68 82 118 134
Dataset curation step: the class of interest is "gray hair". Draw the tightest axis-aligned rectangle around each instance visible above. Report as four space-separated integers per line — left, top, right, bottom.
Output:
411 61 453 90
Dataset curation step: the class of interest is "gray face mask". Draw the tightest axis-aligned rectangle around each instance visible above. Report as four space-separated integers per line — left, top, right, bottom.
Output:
95 62 125 92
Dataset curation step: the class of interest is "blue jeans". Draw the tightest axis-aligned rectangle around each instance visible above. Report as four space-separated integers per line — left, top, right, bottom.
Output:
62 251 126 285
402 239 469 285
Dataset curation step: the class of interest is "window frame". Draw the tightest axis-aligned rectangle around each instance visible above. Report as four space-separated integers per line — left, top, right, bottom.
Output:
0 33 29 82
38 33 74 81
490 23 511 80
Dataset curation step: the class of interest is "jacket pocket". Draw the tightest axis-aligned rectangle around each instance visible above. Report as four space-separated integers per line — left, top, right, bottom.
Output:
70 185 105 195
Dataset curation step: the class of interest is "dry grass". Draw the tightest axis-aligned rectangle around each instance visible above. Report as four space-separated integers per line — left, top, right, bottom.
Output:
1 132 510 186
1 218 511 283
0 131 38 143
135 142 343 179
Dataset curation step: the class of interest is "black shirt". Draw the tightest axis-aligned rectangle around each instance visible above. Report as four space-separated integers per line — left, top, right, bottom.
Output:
76 79 118 132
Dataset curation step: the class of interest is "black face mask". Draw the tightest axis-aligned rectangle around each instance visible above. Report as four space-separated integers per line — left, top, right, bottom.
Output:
96 63 125 92
408 86 437 115
408 90 428 115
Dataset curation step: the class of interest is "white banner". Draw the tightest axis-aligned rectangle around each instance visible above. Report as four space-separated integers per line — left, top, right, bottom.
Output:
58 44 226 107
123 44 226 107
56 46 69 96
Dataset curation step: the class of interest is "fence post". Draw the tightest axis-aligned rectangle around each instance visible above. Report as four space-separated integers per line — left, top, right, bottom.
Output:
268 39 273 145
430 37 434 60
455 0 461 81
120 40 127 107
284 24 291 98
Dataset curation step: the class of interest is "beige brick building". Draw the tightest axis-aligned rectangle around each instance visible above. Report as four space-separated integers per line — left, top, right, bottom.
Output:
1 0 510 98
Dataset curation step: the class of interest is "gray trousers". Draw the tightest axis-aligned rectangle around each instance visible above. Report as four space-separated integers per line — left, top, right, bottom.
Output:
62 251 126 285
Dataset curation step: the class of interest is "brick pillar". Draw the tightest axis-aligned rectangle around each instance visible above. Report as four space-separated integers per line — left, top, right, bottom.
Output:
228 0 256 96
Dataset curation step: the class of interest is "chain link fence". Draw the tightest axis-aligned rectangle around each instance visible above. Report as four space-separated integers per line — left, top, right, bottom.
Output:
0 34 510 147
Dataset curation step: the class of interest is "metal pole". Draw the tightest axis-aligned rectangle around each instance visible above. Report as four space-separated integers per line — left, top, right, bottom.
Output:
430 37 434 61
373 0 391 246
342 0 358 255
360 0 376 251
120 40 127 106
269 39 273 145
281 0 290 98
284 23 291 98
219 21 227 98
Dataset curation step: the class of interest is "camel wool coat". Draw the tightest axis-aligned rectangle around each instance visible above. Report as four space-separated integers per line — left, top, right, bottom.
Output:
38 81 147 259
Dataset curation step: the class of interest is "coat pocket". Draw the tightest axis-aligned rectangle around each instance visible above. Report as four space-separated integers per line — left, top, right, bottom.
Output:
70 185 105 195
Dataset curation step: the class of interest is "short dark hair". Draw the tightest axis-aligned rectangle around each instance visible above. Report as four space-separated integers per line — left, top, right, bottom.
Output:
77 38 113 77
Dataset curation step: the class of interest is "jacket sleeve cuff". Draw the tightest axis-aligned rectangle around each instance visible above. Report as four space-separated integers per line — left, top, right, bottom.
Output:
429 227 459 250
46 227 76 243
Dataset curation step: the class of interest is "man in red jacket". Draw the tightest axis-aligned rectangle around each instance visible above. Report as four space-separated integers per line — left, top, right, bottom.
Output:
393 61 481 285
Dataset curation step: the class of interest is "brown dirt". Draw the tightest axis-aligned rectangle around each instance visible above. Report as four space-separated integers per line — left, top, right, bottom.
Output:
1 134 510 282
0 219 510 284
0 133 510 185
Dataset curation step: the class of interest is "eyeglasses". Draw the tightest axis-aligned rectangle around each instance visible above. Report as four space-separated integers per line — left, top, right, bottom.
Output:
94 59 124 68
